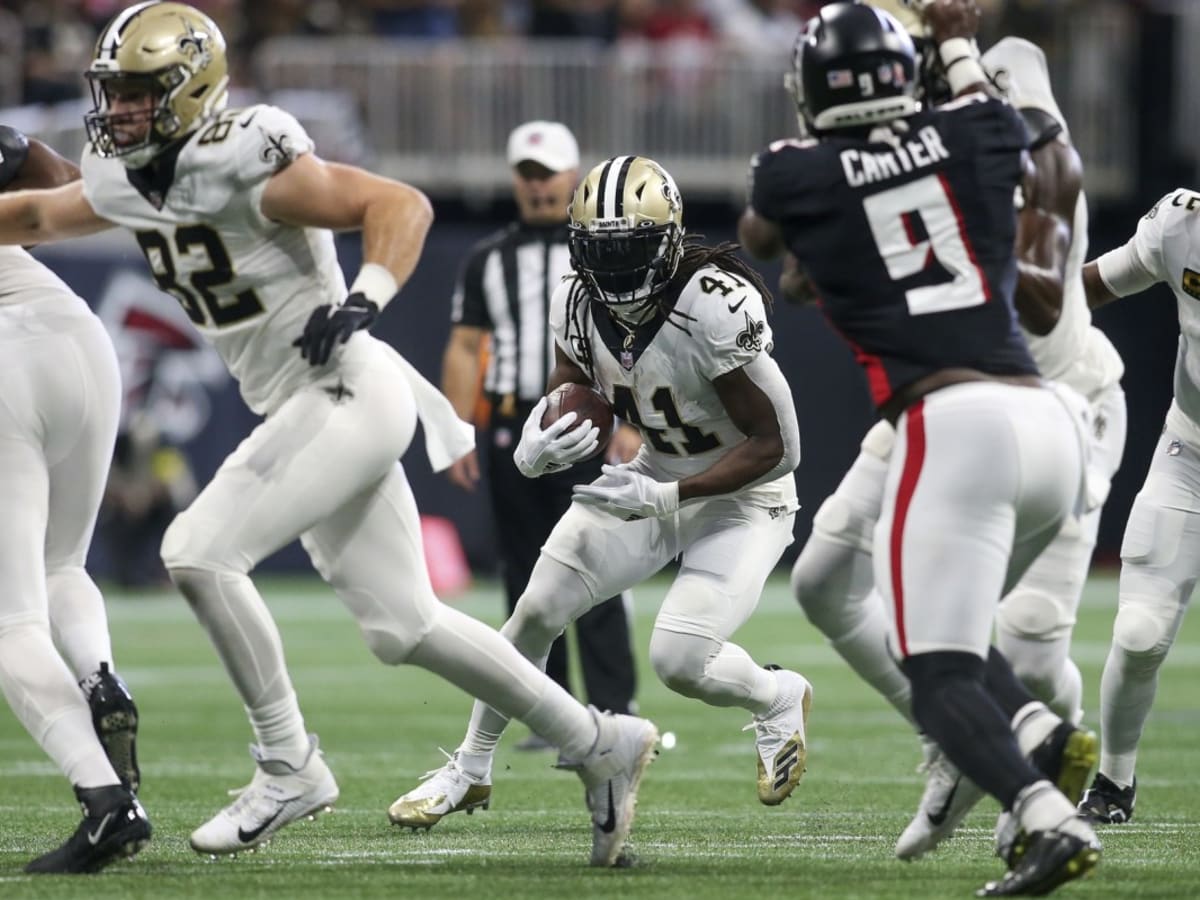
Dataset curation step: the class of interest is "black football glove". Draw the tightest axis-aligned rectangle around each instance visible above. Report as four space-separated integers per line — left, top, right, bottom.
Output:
293 292 380 366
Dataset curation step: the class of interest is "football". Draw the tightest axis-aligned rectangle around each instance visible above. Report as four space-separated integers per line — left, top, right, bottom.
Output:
541 383 614 460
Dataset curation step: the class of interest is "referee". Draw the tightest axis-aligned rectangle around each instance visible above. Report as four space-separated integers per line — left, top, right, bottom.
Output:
441 122 638 744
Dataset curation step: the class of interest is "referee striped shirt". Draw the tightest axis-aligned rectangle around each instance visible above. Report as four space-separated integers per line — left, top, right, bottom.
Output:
450 221 572 406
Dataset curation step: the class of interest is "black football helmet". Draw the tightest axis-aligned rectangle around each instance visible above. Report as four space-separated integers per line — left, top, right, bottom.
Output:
786 1 919 134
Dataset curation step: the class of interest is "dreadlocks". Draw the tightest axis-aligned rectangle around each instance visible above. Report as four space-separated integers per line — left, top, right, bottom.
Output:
563 236 774 384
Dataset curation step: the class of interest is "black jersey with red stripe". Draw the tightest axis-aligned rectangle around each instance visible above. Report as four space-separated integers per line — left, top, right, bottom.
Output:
749 93 1037 408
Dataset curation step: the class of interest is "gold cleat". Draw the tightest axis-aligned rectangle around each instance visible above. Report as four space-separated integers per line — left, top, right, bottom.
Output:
749 670 813 806
388 751 492 829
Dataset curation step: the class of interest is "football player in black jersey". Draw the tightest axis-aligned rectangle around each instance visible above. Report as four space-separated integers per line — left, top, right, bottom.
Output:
739 1 1100 895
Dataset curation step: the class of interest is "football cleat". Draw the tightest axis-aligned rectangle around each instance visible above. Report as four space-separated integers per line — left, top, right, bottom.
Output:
82 662 140 793
565 708 658 867
895 739 985 860
1078 773 1136 825
25 784 151 874
1001 722 1100 863
388 749 492 830
747 668 812 806
977 825 1101 897
189 734 338 855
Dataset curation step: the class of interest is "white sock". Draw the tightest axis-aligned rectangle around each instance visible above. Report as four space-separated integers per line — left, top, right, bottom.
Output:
407 604 597 762
1012 702 1060 756
249 693 311 768
0 620 119 788
46 568 114 681
1013 779 1082 834
1099 642 1158 787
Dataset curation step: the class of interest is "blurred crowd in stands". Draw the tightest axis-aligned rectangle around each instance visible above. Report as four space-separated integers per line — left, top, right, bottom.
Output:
2 0 1083 106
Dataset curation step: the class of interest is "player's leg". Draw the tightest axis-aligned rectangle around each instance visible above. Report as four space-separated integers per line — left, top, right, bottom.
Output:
168 344 423 853
488 431 572 703
40 313 141 793
880 385 1098 892
388 500 667 830
791 421 913 723
547 455 637 715
303 464 657 864
652 499 812 805
997 384 1126 723
0 317 148 873
1082 430 1200 824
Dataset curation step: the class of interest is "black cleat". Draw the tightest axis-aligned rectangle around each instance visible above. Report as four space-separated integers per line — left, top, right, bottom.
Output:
25 784 152 874
977 827 1101 897
83 663 140 793
1078 773 1135 825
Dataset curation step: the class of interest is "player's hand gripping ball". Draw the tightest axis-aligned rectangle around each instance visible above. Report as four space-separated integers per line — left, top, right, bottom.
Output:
541 383 615 461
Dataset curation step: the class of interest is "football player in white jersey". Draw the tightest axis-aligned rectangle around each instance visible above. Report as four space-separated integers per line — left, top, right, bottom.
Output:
0 126 150 874
783 0 1125 862
1076 187 1200 825
390 156 812 830
0 2 659 867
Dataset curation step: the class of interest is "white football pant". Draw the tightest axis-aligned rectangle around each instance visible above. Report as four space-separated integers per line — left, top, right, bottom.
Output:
0 293 122 788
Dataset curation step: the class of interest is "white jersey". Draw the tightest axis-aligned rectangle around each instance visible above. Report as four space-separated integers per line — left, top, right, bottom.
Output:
549 263 797 510
1098 188 1200 448
982 37 1124 400
0 245 83 307
81 104 347 415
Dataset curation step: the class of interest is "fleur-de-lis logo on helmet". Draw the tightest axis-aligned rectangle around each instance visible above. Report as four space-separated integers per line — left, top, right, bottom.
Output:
177 18 213 71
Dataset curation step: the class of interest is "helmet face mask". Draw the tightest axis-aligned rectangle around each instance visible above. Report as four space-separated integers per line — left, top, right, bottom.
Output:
568 157 685 321
788 1 920 135
85 2 229 168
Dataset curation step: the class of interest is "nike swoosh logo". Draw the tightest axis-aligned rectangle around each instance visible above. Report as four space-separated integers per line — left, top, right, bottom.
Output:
240 111 259 128
728 297 746 313
926 779 960 827
597 782 617 834
87 811 114 845
237 811 281 844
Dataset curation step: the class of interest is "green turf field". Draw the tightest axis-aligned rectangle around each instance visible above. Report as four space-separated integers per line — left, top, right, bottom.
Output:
1 571 1196 898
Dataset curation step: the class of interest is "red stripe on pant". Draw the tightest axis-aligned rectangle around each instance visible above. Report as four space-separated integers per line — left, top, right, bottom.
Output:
889 400 927 658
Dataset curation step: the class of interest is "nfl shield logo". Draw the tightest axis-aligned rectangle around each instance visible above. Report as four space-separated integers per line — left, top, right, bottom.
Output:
620 350 634 370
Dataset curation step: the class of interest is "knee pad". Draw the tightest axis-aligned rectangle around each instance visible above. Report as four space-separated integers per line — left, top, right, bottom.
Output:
1113 595 1179 661
996 586 1069 642
161 508 238 575
790 535 876 638
503 557 593 650
902 651 985 728
647 629 714 697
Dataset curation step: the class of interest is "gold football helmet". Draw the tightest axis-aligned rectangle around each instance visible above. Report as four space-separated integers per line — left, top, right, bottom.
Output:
85 2 229 167
568 156 685 316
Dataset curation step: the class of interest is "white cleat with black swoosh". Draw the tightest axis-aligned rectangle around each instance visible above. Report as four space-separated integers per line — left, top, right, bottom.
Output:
189 734 339 856
895 738 985 860
568 708 659 867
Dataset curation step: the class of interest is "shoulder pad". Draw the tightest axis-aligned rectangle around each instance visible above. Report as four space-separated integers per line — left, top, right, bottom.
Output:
0 125 31 191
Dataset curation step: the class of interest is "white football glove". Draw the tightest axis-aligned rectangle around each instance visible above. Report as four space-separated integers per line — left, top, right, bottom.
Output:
572 464 680 521
513 396 600 478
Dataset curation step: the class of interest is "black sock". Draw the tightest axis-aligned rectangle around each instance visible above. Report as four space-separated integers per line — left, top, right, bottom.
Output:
904 651 1043 810
982 645 1039 719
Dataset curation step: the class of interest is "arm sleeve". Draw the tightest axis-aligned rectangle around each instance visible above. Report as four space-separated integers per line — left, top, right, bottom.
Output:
450 246 492 328
747 142 806 222
736 353 802 488
1095 192 1174 297
0 125 31 190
